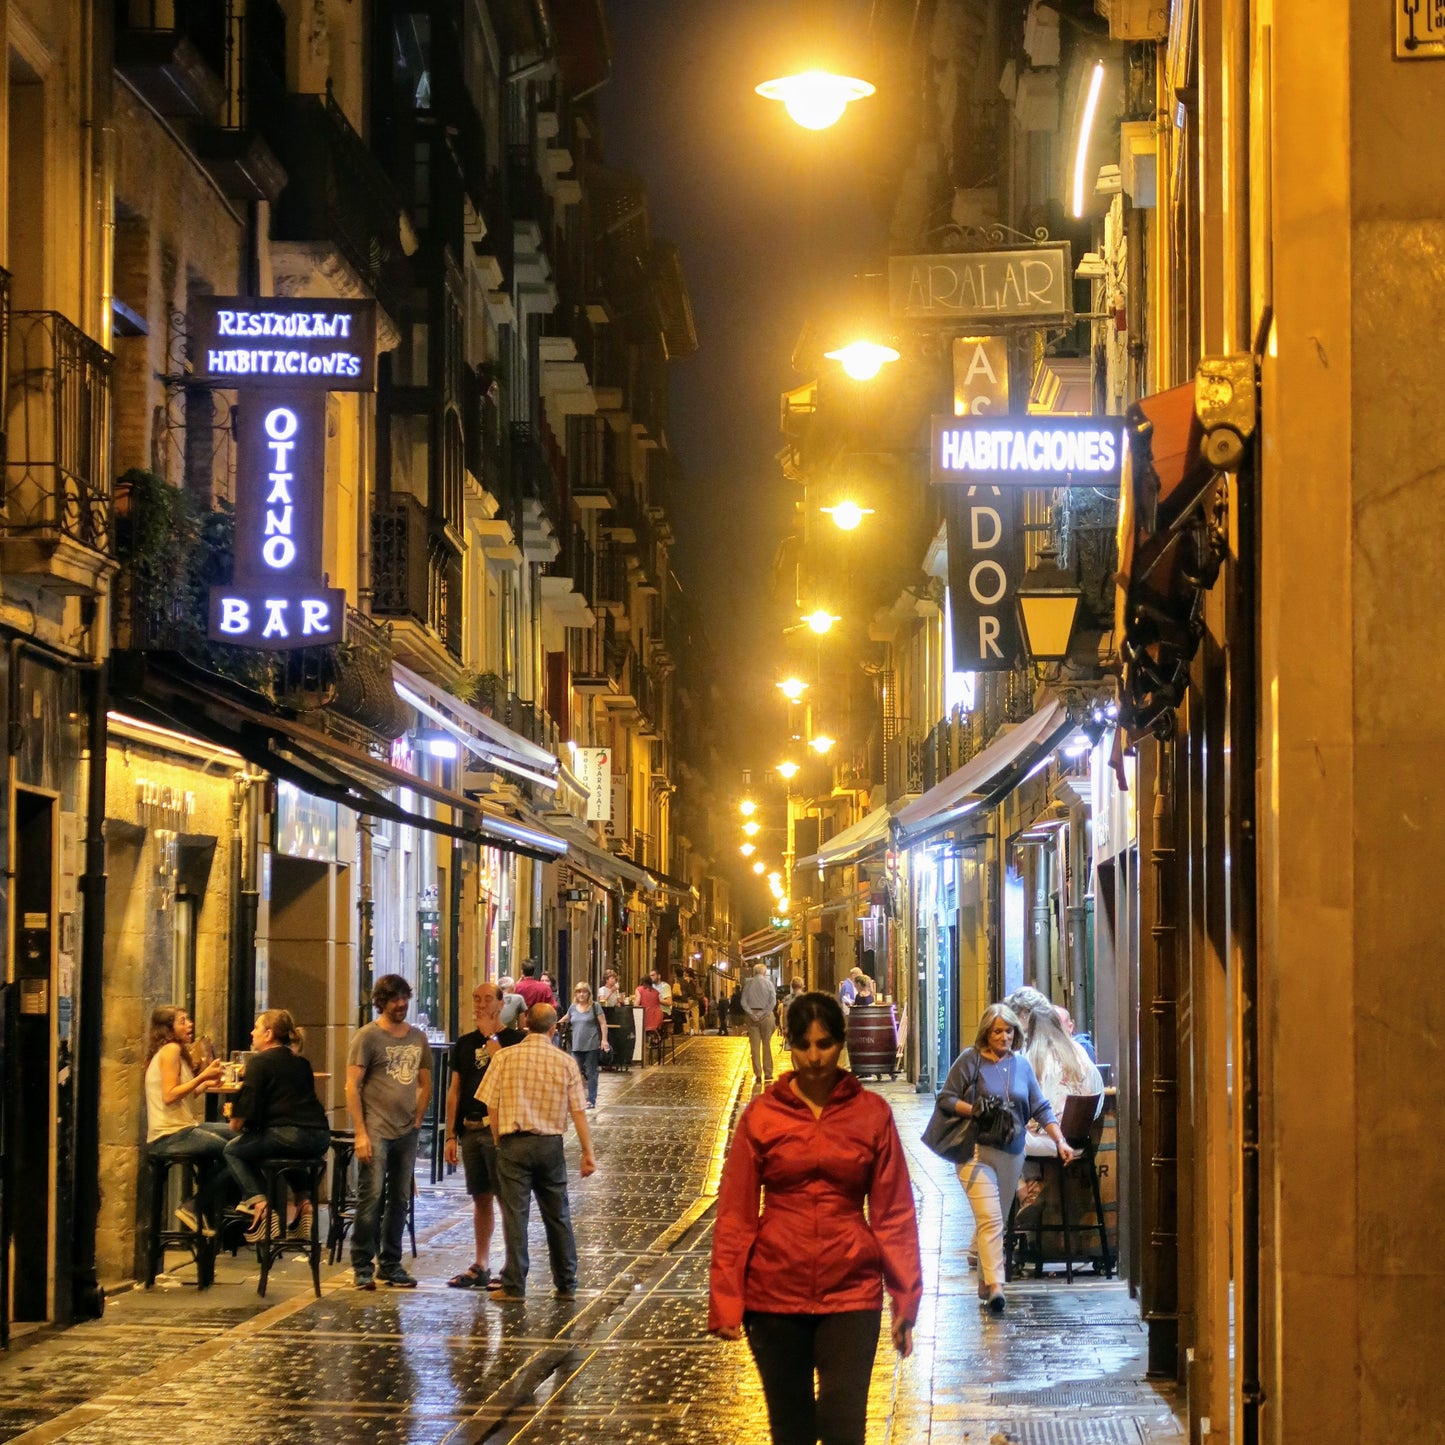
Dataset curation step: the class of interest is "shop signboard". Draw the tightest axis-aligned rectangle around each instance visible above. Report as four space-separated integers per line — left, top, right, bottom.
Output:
931 414 1126 488
190 296 377 391
209 393 345 647
944 485 1025 670
1397 0 1445 55
575 747 613 823
889 245 1073 323
952 336 1010 415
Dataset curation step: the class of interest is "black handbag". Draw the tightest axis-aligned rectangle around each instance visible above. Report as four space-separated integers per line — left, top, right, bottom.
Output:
921 1102 977 1163
972 1057 1018 1149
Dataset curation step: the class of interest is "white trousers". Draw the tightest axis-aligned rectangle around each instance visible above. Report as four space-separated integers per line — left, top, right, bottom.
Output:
957 1145 1026 1288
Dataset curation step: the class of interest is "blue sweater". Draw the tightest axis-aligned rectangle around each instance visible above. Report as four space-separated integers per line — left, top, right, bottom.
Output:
936 1048 1055 1157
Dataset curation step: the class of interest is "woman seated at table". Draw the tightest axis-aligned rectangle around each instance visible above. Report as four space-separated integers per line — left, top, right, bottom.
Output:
1021 1003 1103 1157
597 970 624 1007
224 1008 331 1241
144 1005 233 1235
635 975 664 1035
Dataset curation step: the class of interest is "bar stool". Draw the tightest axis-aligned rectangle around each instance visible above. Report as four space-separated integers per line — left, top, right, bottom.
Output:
145 1154 214 1289
254 1156 328 1297
325 1130 416 1265
1025 1093 1115 1281
645 1019 677 1066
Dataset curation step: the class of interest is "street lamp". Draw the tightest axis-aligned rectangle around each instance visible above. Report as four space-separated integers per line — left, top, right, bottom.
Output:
740 843 757 858
740 800 757 817
752 860 767 875
802 609 840 635
808 735 836 755
821 500 874 531
824 340 900 381
755 70 875 130
743 820 761 837
777 761 800 780
777 677 809 701
1016 545 1084 662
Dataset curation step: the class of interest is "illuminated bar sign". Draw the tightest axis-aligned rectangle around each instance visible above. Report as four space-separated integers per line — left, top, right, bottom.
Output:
190 296 377 391
208 394 344 648
889 245 1072 323
931 415 1125 488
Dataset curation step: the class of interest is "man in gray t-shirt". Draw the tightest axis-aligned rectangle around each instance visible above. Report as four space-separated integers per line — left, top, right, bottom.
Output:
345 974 432 1288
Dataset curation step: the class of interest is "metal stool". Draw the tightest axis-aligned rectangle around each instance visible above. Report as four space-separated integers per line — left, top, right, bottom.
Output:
145 1154 214 1289
1023 1094 1114 1281
325 1130 416 1264
645 1019 677 1066
254 1156 328 1297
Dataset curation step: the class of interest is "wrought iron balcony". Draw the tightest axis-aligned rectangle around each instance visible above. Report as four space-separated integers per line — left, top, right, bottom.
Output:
264 89 412 327
114 0 228 120
545 523 597 607
508 144 554 235
2 311 114 589
371 494 463 661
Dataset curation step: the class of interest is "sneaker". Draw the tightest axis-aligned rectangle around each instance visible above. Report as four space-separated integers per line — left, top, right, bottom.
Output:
354 1271 376 1291
174 1199 200 1233
552 1285 577 1300
378 1266 418 1289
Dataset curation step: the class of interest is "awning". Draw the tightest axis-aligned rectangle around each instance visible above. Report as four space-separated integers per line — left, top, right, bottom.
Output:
740 926 792 961
122 656 568 861
641 862 697 901
893 698 1075 846
392 663 560 790
796 796 916 870
541 813 657 894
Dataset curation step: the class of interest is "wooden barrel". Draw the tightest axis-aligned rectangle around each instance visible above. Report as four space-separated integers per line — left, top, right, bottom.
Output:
846 1004 898 1079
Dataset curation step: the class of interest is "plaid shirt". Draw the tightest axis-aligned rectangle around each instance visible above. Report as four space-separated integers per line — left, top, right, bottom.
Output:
475 1033 586 1136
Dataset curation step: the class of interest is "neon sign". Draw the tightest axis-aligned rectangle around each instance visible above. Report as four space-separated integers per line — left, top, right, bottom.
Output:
209 393 343 648
190 296 376 392
931 415 1125 487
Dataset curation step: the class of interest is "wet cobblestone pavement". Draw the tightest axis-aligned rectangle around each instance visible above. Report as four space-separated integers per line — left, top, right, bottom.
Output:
1 1039 1183 1444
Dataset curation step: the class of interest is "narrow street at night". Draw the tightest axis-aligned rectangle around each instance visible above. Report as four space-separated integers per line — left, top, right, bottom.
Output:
0 1043 1179 1445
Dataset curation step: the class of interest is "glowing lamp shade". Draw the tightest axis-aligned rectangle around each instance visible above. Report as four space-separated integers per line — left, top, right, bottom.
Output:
824 340 900 381
808 735 836 755
802 609 840 635
1016 549 1083 662
823 500 874 531
742 820 761 837
777 677 809 701
756 70 875 131
740 800 757 817
1072 62 1107 219
776 761 800 780
752 860 767 875
740 843 757 857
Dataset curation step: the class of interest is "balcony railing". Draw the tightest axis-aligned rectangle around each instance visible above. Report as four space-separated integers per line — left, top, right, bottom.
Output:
545 522 597 606
3 311 113 560
507 144 554 236
265 89 412 325
371 494 462 659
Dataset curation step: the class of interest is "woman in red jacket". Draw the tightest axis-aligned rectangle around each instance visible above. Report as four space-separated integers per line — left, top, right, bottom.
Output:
709 992 922 1445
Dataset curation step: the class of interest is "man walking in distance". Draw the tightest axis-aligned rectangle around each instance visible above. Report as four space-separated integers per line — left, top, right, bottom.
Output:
514 959 556 1010
346 974 432 1289
443 981 516 1290
477 1004 596 1299
741 962 779 1084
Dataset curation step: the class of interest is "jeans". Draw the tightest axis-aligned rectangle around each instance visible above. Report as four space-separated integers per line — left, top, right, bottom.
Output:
743 1309 882 1445
573 1048 600 1106
745 1017 775 1080
495 1133 577 1294
350 1128 419 1276
224 1124 332 1201
958 1143 1026 1288
149 1123 236 1226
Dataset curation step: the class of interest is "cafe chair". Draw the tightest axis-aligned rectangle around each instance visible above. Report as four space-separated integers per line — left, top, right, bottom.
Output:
254 1156 327 1298
1016 1092 1115 1282
144 1154 215 1289
645 1018 677 1066
325 1129 416 1265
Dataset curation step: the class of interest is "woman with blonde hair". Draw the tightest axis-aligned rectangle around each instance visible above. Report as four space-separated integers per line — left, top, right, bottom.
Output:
1023 1004 1103 1156
565 981 609 1109
936 1004 1074 1312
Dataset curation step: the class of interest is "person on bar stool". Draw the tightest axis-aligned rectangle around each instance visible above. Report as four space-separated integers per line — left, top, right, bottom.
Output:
345 974 432 1290
143 1005 233 1236
938 1004 1074 1313
224 1008 330 1241
710 993 921 1445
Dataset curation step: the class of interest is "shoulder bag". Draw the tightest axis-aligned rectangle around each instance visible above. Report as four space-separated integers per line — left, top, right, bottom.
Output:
921 1049 980 1163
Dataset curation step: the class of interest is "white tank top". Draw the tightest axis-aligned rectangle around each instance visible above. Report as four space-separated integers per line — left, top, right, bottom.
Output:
145 1048 200 1142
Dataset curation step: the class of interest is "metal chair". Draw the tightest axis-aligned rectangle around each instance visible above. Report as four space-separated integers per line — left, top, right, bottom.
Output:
1022 1093 1115 1281
254 1156 328 1298
144 1154 214 1289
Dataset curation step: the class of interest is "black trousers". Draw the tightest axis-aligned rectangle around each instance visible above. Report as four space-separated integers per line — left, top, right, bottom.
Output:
743 1309 882 1445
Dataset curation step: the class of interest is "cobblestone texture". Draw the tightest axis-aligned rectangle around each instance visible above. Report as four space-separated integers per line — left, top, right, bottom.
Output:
0 1038 1183 1444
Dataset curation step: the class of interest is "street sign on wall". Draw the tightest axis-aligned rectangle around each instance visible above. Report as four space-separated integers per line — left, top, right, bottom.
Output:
931 414 1126 487
889 245 1073 324
575 747 613 823
944 485 1025 670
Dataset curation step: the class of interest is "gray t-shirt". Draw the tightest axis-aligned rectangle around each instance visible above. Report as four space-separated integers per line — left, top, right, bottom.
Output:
349 1022 430 1140
567 1002 603 1052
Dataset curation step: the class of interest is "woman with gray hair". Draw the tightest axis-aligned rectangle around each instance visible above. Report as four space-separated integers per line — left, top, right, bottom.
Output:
937 1004 1074 1312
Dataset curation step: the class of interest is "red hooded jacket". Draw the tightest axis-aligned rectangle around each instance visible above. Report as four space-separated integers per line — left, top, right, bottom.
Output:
708 1071 923 1331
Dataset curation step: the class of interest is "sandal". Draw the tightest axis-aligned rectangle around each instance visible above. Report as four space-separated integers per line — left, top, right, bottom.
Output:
447 1264 488 1289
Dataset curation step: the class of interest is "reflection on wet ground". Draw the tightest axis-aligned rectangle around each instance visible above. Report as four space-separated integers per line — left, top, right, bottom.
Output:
0 1038 1182 1444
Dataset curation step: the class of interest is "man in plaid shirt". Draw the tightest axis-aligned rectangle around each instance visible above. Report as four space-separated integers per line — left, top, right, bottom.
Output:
477 1003 597 1299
